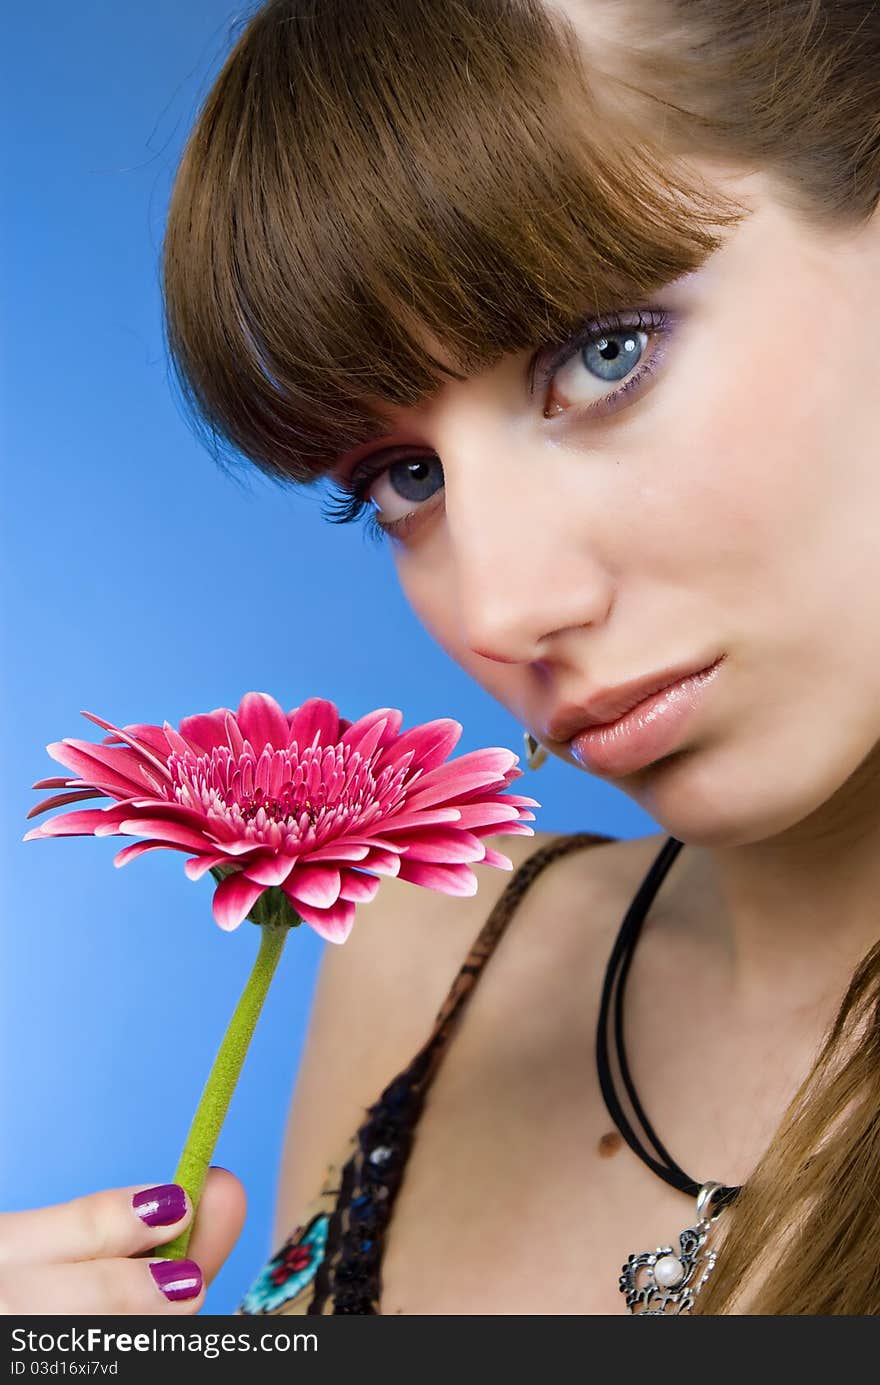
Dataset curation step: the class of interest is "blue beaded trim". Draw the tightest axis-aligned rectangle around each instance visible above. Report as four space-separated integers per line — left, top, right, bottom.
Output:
239 1212 330 1314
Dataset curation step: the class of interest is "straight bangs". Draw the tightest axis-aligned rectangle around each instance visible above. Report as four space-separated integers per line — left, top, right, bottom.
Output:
161 0 751 488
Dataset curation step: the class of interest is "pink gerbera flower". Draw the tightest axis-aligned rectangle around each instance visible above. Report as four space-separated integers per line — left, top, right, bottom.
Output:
24 692 539 943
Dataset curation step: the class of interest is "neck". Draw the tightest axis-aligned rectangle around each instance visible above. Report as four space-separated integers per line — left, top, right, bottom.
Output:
674 754 880 1016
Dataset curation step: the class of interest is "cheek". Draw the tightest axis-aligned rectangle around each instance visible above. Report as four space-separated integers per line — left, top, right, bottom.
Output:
396 556 520 706
640 268 880 809
640 268 880 676
397 553 463 664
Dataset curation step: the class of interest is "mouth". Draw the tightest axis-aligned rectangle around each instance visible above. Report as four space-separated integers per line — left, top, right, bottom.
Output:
544 655 725 744
566 656 727 777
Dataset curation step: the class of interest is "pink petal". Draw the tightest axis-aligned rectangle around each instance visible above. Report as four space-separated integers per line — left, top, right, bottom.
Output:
282 864 342 909
340 716 388 763
161 720 198 757
43 740 163 802
481 847 514 869
475 812 536 831
112 818 220 852
403 770 513 811
367 806 462 834
286 698 340 753
339 708 403 760
344 847 403 877
377 718 462 773
177 707 236 755
442 802 529 831
101 799 221 833
25 788 103 819
335 836 407 855
410 745 516 791
269 751 291 798
338 870 382 904
101 722 178 758
463 748 524 778
113 841 170 868
393 859 479 895
31 776 79 789
211 872 266 931
241 854 299 887
297 841 371 865
474 791 542 810
213 837 268 857
78 712 172 780
22 807 127 840
294 896 357 945
224 713 246 757
236 692 291 754
382 827 487 864
400 750 519 812
184 852 232 881
481 821 535 837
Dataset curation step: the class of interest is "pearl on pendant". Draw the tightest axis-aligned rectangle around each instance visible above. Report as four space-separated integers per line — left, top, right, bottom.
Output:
653 1254 685 1288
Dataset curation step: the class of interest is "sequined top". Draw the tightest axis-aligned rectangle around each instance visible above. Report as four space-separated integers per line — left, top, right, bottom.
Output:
237 829 615 1315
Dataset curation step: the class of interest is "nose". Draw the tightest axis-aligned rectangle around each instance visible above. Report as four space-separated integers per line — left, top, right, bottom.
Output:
438 414 615 665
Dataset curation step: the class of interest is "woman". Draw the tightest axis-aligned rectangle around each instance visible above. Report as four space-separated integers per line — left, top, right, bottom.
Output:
2 0 879 1315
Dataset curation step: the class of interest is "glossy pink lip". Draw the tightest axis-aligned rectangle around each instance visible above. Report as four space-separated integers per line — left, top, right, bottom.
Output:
568 656 725 776
544 656 724 743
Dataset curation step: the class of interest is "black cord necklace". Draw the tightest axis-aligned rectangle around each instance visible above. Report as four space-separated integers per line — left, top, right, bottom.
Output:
595 833 740 1314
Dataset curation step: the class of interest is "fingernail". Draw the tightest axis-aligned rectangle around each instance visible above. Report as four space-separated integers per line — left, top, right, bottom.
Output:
149 1258 203 1301
132 1183 188 1227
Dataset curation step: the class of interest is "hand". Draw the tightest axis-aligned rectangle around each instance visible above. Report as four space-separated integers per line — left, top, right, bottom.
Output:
0 1167 246 1315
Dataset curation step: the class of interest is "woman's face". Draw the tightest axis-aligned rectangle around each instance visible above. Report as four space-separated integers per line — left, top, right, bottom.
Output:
332 166 880 847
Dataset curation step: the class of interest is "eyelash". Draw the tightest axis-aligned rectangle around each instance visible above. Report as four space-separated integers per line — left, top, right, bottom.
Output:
320 306 674 545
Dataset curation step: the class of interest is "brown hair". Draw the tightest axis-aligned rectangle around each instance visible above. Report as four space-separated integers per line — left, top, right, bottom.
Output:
161 0 880 1312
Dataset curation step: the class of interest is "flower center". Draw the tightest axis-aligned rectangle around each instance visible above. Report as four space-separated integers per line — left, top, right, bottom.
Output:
166 738 415 848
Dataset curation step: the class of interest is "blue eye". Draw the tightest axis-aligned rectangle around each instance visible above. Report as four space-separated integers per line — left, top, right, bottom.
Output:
321 453 444 545
582 329 644 381
322 306 674 543
381 456 442 504
529 307 673 415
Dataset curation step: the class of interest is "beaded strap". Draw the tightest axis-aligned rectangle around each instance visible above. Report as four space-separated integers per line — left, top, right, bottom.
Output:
306 830 615 1314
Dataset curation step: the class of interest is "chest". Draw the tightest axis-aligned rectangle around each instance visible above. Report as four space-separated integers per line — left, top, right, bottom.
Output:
371 842 806 1315
375 921 735 1314
379 1062 718 1314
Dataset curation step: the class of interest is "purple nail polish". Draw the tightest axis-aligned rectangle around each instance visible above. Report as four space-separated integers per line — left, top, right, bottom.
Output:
132 1184 188 1227
149 1259 203 1302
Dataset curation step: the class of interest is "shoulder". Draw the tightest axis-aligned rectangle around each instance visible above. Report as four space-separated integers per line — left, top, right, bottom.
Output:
271 827 627 1242
314 829 558 1007
307 828 627 1057
289 829 570 1123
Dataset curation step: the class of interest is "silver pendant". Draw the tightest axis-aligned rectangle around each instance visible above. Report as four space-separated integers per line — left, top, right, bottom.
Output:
619 1181 726 1315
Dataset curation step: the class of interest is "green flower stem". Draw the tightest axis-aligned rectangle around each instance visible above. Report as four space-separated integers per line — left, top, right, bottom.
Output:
155 919 290 1260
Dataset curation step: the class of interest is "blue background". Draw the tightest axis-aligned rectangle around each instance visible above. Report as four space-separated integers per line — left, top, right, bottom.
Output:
1 2 654 1312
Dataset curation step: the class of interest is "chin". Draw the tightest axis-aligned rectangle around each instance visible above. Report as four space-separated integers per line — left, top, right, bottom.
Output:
617 739 821 849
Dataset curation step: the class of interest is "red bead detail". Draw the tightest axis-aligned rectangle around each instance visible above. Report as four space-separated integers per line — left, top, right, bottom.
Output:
268 1237 314 1286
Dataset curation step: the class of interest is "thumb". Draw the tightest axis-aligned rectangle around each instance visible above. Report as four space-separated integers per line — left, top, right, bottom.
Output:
184 1166 247 1285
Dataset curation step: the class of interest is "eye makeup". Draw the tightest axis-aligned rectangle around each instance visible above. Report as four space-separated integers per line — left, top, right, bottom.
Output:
320 303 677 544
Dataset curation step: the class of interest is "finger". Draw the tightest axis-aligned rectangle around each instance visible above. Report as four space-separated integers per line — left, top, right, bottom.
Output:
0 1183 192 1267
182 1167 247 1285
0 1255 205 1317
